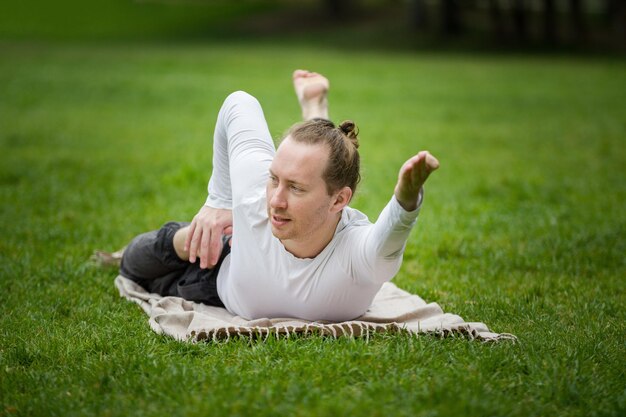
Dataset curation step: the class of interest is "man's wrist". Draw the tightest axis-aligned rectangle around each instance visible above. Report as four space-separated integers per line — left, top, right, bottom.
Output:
396 197 418 212
394 187 423 213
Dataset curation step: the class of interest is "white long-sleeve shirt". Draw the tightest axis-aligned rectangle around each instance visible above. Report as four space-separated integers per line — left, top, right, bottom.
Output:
207 91 422 322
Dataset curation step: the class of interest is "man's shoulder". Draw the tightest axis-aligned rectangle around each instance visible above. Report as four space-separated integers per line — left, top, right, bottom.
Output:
330 206 373 255
339 206 372 229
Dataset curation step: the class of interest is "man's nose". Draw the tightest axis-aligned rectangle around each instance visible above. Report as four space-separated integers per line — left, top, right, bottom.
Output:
270 186 287 209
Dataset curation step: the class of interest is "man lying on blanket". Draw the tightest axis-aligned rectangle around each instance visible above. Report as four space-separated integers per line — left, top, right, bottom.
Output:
120 70 439 322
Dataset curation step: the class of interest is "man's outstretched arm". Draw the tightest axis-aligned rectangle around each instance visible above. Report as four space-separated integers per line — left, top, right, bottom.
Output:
346 150 439 285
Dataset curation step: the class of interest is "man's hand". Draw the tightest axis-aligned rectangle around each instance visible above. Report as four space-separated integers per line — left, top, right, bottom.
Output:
184 205 233 269
394 151 440 211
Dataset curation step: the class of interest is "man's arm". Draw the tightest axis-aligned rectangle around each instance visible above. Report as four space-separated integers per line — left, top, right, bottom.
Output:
184 92 236 269
346 150 439 283
184 91 275 269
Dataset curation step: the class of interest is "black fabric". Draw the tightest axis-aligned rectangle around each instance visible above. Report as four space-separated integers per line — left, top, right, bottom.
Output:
120 221 229 308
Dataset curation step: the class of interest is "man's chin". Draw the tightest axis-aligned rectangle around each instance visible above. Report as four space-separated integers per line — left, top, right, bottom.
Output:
270 225 283 238
270 225 291 241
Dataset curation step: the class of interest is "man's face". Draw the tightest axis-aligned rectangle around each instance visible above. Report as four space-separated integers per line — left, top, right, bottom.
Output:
266 136 339 247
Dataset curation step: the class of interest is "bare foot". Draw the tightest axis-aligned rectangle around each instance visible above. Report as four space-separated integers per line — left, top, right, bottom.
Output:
394 151 440 211
293 69 330 120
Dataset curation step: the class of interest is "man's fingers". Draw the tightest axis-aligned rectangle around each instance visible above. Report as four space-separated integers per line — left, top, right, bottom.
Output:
208 231 223 268
185 206 233 267
199 228 211 269
400 151 439 191
412 152 439 175
402 154 423 185
188 225 203 263
395 151 439 211
425 153 440 170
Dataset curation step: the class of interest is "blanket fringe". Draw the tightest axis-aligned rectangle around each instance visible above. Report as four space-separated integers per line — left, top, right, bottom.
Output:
188 321 516 343
188 322 516 344
186 320 515 344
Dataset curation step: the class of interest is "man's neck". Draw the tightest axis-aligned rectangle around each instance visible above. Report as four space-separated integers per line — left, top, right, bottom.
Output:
281 212 342 259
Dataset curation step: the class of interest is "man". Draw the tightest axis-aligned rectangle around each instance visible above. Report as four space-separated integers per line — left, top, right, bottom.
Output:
120 70 439 322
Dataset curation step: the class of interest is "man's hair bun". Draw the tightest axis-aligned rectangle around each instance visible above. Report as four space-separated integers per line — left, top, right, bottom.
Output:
339 120 359 149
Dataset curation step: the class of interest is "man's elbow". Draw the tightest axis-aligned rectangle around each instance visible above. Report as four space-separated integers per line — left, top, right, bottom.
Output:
224 90 260 109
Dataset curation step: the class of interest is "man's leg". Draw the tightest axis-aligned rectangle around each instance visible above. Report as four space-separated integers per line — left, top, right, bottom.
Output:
293 70 330 121
120 221 190 296
120 221 229 306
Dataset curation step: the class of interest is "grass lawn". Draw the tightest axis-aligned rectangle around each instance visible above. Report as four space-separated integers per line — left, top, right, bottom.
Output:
0 40 624 416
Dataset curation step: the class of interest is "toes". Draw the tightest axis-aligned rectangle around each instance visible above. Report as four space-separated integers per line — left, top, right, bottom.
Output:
293 69 312 79
293 69 327 82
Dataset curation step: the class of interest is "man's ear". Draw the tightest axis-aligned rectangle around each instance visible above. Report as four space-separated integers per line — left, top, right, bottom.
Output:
331 186 352 213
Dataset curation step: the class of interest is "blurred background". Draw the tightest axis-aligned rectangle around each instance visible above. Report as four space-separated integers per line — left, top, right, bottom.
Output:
1 0 624 51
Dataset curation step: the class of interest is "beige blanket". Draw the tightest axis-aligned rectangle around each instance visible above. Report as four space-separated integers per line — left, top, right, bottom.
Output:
114 275 516 343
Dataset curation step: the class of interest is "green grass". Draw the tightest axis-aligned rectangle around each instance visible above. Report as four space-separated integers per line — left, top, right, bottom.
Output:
0 40 625 416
